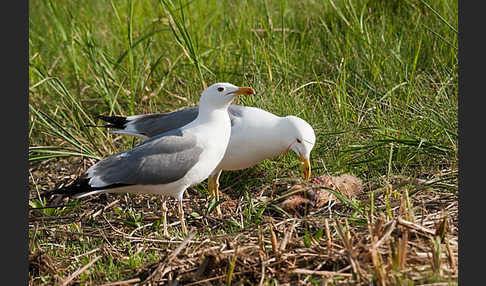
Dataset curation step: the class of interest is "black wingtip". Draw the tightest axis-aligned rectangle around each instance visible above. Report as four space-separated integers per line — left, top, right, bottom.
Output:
43 177 93 198
42 178 133 201
95 115 128 129
37 177 93 206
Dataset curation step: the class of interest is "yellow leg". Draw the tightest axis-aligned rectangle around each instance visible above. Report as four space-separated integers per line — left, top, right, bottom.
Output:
208 175 215 198
161 196 168 237
213 170 223 216
178 198 187 235
208 173 219 216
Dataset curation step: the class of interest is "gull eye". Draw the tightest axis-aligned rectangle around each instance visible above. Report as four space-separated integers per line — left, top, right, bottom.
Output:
217 87 225 92
296 138 302 143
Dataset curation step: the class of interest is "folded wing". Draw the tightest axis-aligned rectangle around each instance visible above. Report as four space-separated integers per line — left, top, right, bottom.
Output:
87 128 203 189
95 105 244 138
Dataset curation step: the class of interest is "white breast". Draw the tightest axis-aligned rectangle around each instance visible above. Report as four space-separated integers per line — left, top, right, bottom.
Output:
182 111 232 185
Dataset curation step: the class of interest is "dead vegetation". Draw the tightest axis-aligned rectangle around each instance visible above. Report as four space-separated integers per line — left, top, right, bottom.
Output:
29 158 458 285
279 174 364 214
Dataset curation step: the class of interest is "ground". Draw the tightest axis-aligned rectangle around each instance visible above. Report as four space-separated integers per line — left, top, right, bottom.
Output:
29 157 457 285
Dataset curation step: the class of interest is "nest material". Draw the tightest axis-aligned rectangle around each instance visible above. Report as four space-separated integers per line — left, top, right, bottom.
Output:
29 162 458 285
280 174 363 214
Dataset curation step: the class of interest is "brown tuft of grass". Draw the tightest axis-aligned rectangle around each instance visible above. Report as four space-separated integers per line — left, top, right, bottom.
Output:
279 173 363 215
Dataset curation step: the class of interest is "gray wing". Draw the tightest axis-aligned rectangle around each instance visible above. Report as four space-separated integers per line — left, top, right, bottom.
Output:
87 128 203 188
227 104 245 126
99 104 244 138
116 107 199 138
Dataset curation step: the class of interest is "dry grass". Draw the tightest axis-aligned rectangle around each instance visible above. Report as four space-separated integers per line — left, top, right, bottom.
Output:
29 158 457 285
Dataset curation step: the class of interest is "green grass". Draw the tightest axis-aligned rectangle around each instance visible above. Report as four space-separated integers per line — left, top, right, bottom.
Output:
29 0 457 284
29 0 457 175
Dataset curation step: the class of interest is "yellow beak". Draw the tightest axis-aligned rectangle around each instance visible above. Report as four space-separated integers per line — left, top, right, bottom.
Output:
230 86 255 96
299 153 311 181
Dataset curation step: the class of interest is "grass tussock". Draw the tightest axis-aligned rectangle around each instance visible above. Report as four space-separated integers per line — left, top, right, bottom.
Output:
29 0 457 284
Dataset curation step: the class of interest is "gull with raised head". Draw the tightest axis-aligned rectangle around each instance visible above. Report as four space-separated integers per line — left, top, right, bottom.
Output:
50 83 255 234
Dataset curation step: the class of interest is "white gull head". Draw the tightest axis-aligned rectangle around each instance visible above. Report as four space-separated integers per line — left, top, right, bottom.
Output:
199 82 255 110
